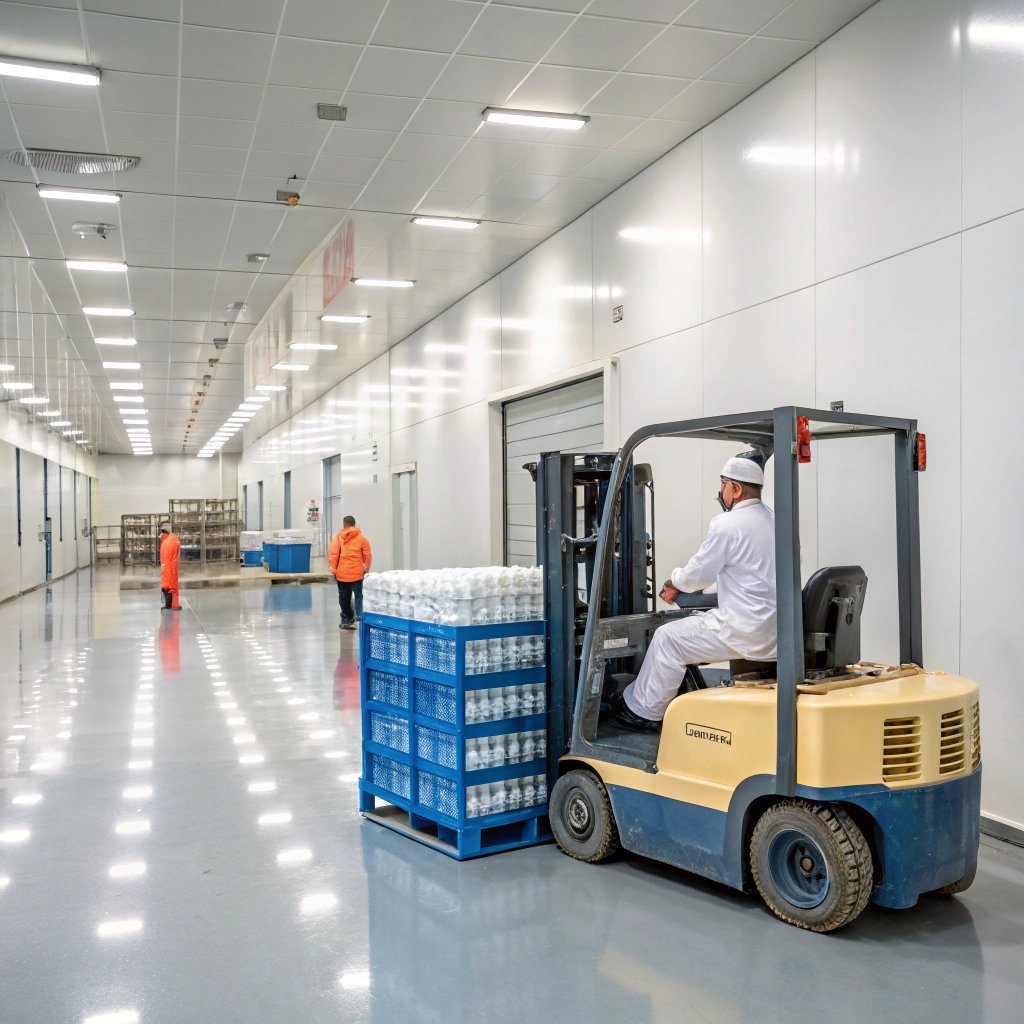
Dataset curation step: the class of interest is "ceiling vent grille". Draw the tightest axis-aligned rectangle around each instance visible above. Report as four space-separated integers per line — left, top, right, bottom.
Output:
8 149 141 174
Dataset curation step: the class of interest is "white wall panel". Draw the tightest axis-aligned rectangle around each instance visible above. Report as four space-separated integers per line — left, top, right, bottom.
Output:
95 454 239 525
499 214 594 390
76 471 91 569
617 326 704 589
592 138 702 357
815 236 962 672
702 55 815 320
19 450 45 593
962 0 1024 227
815 0 961 280
0 442 18 602
389 403 493 570
961 211 1024 824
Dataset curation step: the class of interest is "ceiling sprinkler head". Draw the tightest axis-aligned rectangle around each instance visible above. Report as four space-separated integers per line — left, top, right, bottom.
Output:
248 252 270 264
72 221 117 240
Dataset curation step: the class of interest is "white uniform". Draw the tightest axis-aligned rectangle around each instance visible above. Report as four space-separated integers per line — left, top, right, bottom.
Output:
624 498 777 721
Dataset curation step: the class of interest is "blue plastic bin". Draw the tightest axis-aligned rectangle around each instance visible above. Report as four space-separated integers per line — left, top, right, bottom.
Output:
262 541 311 573
242 549 263 567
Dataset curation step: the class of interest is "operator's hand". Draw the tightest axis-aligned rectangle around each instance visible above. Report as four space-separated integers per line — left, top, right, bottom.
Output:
659 580 681 604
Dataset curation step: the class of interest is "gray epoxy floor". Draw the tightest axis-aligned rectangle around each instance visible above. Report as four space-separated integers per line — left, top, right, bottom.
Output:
2 568 1023 1024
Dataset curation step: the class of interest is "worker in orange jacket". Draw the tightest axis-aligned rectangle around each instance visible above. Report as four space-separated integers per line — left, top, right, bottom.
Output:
159 521 181 610
327 515 372 630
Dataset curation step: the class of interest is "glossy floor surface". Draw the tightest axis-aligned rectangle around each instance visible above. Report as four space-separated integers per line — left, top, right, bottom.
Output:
2 569 1023 1024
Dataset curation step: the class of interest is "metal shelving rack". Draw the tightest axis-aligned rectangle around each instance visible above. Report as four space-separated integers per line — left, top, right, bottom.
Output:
120 514 163 568
92 524 121 564
169 498 241 570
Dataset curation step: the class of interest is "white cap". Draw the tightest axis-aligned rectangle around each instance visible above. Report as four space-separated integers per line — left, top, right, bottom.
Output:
721 456 764 486
160 522 171 532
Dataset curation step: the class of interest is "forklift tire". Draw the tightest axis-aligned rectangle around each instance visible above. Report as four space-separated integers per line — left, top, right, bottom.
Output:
550 770 621 864
750 799 873 933
932 863 977 896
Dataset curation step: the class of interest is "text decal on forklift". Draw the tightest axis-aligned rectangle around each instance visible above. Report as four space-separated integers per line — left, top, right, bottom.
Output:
686 723 732 745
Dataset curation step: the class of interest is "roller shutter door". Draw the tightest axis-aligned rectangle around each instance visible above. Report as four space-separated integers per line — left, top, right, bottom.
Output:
504 376 604 566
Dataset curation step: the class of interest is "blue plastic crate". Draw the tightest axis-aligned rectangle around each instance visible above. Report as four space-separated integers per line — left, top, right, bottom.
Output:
369 711 410 754
365 751 411 800
262 541 311 573
416 725 457 770
417 770 459 819
414 678 457 725
414 634 457 675
242 549 263 567
367 624 409 665
367 668 409 710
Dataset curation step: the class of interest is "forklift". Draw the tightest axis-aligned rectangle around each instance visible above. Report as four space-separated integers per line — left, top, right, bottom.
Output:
532 407 981 932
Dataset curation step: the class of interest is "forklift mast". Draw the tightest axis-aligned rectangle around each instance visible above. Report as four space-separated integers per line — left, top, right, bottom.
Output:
528 452 654 782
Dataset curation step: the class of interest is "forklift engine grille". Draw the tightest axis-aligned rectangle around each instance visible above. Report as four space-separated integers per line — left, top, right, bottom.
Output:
939 708 967 775
970 702 981 770
882 717 922 781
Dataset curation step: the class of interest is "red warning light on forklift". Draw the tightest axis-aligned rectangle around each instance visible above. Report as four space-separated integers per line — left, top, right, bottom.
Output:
796 415 812 463
914 432 927 471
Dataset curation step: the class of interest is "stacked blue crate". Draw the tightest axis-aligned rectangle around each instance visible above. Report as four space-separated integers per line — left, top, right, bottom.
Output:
359 611 550 859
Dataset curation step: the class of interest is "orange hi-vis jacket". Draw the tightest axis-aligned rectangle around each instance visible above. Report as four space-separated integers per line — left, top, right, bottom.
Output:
327 526 372 583
160 531 180 589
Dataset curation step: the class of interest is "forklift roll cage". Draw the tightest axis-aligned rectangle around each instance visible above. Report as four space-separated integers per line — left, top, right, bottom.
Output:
570 406 924 797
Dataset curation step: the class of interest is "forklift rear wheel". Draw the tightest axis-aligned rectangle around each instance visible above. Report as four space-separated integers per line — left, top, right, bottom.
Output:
932 863 977 896
750 799 873 932
550 770 621 863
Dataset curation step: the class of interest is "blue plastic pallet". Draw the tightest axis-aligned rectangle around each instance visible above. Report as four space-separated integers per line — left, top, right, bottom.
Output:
358 611 550 860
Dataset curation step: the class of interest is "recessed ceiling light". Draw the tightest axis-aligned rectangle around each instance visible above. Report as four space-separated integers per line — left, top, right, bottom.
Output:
114 395 144 403
411 216 479 229
110 382 144 390
351 278 414 288
19 395 49 404
289 343 337 351
2 381 32 390
66 259 127 273
102 361 140 370
1 57 100 86
321 315 370 323
271 363 309 371
255 384 287 392
84 307 133 316
38 186 118 205
95 337 136 346
62 430 83 436
482 106 588 131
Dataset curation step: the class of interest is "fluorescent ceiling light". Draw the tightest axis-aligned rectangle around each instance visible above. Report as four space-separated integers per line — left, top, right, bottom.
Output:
321 315 370 323
271 362 309 371
103 361 140 370
120 410 147 417
245 395 271 402
411 216 479 229
3 381 32 390
76 439 90 445
110 382 143 390
352 278 414 288
122 420 148 426
237 404 261 411
95 337 136 346
255 384 287 392
482 106 588 131
0 363 13 371
114 395 144 403
38 186 118 205
1 56 100 86
38 410 61 417
62 430 83 436
19 396 49 404
66 259 127 273
84 307 133 316
51 420 71 426
197 453 213 458
289 343 337 351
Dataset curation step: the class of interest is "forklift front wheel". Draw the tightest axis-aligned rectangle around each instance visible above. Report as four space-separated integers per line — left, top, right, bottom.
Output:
750 799 873 932
550 770 621 863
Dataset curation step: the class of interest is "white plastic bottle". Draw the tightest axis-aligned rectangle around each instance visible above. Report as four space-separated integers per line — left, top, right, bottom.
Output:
537 777 547 804
491 782 508 815
466 739 480 771
465 691 479 724
522 733 535 762
491 734 506 767
506 732 521 764
503 685 520 718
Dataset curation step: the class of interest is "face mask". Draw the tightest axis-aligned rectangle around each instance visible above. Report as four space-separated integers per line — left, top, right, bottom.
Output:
717 482 737 513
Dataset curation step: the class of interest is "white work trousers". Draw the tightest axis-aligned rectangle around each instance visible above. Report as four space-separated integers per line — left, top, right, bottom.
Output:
623 614 743 721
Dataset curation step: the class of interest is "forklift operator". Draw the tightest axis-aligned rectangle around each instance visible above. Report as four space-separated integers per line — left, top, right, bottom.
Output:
613 455 777 731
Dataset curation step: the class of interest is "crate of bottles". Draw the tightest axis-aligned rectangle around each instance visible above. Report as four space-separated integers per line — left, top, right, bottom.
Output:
358 610 550 860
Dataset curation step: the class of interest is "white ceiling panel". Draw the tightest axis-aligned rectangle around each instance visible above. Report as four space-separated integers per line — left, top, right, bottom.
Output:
0 0 875 453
